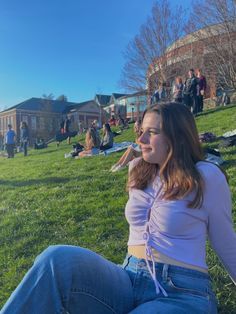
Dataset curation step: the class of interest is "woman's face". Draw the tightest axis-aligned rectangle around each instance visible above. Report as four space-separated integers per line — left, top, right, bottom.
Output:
138 112 169 167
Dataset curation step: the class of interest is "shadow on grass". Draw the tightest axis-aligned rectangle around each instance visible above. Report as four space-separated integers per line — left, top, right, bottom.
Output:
222 159 236 171
220 148 236 156
29 148 61 156
0 177 71 187
196 103 236 118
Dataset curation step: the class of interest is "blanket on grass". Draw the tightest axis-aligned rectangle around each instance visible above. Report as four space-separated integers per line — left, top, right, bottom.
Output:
100 141 134 155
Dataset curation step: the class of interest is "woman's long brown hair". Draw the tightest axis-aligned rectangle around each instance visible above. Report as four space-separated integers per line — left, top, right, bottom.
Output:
128 102 205 208
85 128 100 150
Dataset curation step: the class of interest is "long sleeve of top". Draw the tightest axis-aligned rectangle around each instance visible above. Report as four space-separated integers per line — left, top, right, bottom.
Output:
199 76 207 91
126 159 236 284
201 163 236 284
184 77 198 96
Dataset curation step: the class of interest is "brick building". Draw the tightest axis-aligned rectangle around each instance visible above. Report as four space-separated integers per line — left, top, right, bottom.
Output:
147 23 236 106
0 97 106 145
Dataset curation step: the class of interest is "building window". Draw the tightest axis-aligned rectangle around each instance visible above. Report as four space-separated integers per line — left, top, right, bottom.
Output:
6 116 12 126
22 116 28 124
48 119 53 132
31 116 37 130
39 117 44 129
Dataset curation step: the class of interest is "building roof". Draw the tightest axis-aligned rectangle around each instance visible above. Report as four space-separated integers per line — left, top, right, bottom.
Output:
94 94 111 106
67 99 98 111
111 93 128 99
116 90 147 100
166 23 232 53
1 97 77 114
108 93 130 105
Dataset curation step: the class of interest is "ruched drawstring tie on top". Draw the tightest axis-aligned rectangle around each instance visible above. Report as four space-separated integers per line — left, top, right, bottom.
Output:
143 229 168 297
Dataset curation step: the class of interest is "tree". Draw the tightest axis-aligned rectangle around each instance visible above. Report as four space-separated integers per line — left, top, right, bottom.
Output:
187 0 236 91
57 95 68 102
42 93 54 100
119 0 187 94
40 93 55 140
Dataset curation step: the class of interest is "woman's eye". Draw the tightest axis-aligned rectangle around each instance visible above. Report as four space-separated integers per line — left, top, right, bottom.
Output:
148 130 158 135
139 129 160 136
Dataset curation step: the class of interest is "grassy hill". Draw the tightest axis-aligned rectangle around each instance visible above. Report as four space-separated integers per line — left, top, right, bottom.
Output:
0 105 235 313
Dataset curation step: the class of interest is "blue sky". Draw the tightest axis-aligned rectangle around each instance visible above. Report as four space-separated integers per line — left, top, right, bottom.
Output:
0 0 191 110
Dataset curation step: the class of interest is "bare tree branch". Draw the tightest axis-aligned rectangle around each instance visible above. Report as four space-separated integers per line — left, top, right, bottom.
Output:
188 0 236 90
119 0 187 93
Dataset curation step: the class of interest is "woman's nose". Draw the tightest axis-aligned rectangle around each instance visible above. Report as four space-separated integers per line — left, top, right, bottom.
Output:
138 132 148 144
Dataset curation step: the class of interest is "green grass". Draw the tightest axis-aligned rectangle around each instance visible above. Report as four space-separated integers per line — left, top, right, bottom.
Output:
0 105 236 312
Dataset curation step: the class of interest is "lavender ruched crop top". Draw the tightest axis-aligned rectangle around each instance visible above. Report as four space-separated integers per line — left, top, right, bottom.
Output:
125 158 236 290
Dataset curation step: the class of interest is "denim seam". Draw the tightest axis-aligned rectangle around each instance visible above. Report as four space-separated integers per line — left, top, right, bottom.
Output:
68 289 118 313
123 254 133 269
144 268 210 280
166 277 210 299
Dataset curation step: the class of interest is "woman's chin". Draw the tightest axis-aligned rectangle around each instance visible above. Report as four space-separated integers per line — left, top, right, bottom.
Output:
142 154 154 164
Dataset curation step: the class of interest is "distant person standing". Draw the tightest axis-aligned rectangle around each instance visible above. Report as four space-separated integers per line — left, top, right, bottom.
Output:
173 77 184 103
151 88 160 104
109 116 116 126
5 124 16 158
0 133 3 150
159 82 167 101
60 119 65 134
196 69 207 113
133 119 141 135
64 116 71 144
183 69 198 114
20 121 29 156
78 121 83 135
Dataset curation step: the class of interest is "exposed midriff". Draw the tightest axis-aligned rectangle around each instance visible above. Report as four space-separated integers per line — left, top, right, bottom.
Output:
128 245 208 274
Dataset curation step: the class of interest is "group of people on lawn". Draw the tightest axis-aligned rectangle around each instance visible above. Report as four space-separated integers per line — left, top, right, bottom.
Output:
152 68 207 116
73 68 207 165
65 120 115 159
3 67 206 160
3 122 29 158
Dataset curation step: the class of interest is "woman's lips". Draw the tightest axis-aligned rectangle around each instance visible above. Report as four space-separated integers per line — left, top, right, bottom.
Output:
141 147 151 153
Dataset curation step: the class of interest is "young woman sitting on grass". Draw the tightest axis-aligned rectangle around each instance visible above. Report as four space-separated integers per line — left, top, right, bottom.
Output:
1 103 236 314
110 119 142 172
100 123 114 151
76 127 100 158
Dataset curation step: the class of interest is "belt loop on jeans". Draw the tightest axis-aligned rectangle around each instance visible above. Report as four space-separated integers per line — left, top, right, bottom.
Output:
162 264 169 283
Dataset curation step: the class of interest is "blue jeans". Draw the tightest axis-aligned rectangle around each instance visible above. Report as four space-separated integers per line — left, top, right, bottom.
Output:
0 246 218 314
21 141 28 156
124 255 218 313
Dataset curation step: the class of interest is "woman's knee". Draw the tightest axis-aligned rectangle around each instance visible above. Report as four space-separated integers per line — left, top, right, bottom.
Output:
34 245 84 267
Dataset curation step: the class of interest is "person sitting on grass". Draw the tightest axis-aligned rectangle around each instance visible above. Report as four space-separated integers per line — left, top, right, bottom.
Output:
76 127 100 158
91 119 101 147
110 119 141 172
34 138 47 150
100 123 114 151
1 103 235 314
